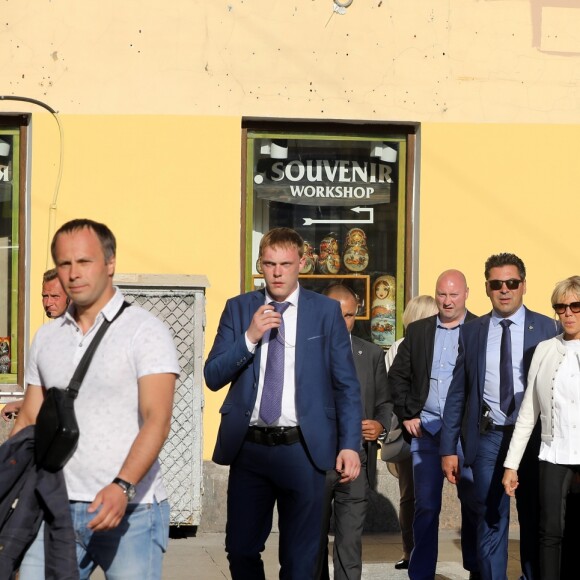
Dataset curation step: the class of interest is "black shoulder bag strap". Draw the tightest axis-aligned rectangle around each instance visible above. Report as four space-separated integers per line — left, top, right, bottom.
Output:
66 301 130 400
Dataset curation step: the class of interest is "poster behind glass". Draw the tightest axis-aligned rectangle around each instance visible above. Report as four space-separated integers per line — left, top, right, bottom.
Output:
248 135 404 348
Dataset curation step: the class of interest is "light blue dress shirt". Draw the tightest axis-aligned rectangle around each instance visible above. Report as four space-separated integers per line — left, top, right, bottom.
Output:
421 314 466 435
484 305 526 426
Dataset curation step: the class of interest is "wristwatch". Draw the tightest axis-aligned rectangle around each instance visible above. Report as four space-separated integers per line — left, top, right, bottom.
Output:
112 477 136 501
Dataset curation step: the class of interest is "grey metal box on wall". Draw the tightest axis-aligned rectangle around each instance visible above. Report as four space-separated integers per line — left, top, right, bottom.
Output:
115 273 209 526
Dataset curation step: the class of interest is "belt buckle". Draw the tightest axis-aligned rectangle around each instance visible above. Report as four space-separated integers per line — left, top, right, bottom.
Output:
270 430 285 445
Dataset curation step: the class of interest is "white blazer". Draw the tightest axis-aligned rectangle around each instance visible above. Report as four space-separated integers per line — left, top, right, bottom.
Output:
504 334 569 470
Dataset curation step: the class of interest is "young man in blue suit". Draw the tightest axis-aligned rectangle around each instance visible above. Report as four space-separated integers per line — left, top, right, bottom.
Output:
441 253 558 580
204 228 362 580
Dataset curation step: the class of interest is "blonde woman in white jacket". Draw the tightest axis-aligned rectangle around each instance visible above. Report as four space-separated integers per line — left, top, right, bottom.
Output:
503 275 580 579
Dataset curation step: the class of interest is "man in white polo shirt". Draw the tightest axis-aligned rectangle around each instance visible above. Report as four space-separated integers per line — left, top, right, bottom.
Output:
13 218 180 580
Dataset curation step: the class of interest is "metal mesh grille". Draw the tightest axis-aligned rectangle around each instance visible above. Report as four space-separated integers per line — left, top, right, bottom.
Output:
121 288 204 526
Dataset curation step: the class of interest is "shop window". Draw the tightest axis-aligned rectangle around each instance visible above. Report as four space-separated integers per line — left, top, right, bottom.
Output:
242 120 417 348
0 116 28 388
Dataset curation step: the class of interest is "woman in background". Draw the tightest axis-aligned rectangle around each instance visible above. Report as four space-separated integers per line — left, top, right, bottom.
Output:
385 295 438 570
503 276 580 579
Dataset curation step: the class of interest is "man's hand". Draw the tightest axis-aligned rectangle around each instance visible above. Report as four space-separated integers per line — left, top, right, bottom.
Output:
87 484 129 531
335 449 361 484
2 399 22 422
442 454 460 485
85 372 175 533
246 305 283 344
403 418 422 438
362 419 383 441
502 468 519 497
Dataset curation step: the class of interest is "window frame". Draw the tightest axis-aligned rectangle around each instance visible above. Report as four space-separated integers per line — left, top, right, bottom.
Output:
241 118 418 345
0 114 29 390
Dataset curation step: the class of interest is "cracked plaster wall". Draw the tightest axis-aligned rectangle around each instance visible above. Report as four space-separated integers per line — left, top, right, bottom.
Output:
2 0 580 122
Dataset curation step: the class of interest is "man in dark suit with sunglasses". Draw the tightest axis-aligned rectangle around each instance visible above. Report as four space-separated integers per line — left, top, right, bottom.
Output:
441 253 558 580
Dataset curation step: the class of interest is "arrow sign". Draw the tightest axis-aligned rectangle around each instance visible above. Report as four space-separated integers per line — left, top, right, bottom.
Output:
303 207 374 226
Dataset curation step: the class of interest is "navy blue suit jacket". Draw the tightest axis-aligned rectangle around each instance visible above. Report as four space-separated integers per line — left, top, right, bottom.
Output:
204 287 363 471
440 307 558 466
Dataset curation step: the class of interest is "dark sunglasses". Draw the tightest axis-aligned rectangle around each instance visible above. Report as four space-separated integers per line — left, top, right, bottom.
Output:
553 302 580 314
487 279 523 291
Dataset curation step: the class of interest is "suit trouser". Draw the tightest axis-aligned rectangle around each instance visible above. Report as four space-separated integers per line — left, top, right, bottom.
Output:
471 429 540 580
561 485 580 579
409 430 479 580
318 449 368 580
226 438 326 580
396 456 415 558
537 460 578 580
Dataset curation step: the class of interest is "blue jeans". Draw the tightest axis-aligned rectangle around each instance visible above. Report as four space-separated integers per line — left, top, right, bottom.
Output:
20 499 170 580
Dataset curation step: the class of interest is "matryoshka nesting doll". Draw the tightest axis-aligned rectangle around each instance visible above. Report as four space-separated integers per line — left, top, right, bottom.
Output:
319 252 341 275
343 227 369 273
318 233 341 274
371 275 396 348
0 337 10 374
300 241 318 274
345 227 367 247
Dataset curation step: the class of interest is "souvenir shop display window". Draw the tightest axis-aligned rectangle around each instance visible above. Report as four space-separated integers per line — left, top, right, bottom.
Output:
0 118 27 388
242 121 416 349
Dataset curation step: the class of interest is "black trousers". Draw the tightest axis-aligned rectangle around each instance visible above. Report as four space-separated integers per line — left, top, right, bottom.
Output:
561 485 580 579
538 461 580 580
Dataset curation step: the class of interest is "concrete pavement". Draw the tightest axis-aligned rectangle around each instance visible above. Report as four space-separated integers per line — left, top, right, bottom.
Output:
143 529 523 579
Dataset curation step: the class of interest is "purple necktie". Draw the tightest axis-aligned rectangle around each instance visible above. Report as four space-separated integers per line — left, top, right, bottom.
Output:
499 319 515 416
259 301 290 425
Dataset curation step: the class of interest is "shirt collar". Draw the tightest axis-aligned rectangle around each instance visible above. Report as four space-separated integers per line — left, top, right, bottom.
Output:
63 287 125 327
265 284 300 308
436 310 467 330
491 304 526 327
101 288 126 321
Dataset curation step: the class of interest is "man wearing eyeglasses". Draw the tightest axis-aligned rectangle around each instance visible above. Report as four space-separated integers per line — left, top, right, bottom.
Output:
441 253 558 580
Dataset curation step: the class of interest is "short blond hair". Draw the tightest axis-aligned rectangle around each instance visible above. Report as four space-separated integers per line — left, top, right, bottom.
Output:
402 295 438 328
551 275 580 306
259 227 304 258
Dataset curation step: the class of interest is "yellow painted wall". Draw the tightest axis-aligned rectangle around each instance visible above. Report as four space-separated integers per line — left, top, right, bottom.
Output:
25 115 244 460
28 114 242 325
418 123 578 316
3 0 580 459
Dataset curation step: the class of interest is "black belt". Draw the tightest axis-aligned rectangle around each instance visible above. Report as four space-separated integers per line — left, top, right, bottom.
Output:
487 423 515 433
245 426 301 446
